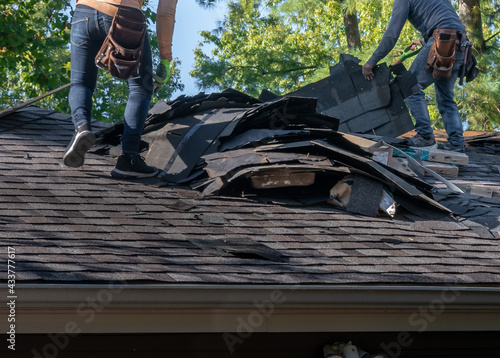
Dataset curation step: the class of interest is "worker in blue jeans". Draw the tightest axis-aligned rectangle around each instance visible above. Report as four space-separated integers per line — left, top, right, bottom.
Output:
404 36 464 151
63 0 177 177
362 0 467 152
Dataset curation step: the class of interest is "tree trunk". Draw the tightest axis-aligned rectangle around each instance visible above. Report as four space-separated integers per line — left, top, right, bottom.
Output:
343 10 361 49
458 0 485 51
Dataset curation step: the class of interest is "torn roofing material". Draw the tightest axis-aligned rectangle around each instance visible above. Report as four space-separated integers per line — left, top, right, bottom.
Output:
465 131 500 154
189 236 288 263
142 93 339 181
97 87 450 219
285 54 419 137
1 106 500 288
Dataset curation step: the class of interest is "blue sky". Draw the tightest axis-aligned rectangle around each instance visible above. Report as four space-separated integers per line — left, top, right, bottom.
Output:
154 0 226 96
70 0 226 96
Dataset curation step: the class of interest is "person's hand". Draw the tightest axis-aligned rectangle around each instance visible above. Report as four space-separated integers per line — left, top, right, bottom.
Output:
153 59 171 94
410 40 422 51
362 63 375 81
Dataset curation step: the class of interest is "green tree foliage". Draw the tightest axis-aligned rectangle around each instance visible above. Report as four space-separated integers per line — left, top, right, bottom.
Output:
0 0 72 104
193 0 500 130
193 0 344 95
444 0 499 130
0 0 184 122
192 0 418 95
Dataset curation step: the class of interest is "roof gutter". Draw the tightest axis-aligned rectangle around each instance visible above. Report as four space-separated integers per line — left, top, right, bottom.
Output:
13 283 500 310
7 284 500 334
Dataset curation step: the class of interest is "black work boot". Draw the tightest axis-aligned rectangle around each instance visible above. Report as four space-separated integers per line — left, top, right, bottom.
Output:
111 154 159 179
63 122 95 167
442 142 466 153
407 133 437 149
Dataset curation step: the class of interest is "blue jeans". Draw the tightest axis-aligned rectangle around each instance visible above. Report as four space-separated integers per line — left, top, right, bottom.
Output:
69 4 153 155
405 37 465 147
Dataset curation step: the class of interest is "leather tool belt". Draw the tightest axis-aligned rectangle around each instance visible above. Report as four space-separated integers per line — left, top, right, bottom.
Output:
95 6 146 80
425 29 458 80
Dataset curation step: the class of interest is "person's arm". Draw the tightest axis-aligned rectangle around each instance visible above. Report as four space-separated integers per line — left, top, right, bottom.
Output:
363 0 409 80
153 0 178 93
157 0 177 61
367 0 410 66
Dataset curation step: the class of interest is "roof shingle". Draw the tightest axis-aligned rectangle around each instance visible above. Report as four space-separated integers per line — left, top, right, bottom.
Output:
1 106 500 286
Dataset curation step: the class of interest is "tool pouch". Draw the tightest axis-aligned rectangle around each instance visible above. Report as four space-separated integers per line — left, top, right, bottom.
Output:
465 50 479 82
425 29 457 80
95 7 146 80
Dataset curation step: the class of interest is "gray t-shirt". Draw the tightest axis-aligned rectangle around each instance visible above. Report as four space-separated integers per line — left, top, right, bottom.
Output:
367 0 466 65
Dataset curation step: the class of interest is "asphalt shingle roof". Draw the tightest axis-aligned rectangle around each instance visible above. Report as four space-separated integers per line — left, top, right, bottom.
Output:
1 106 500 285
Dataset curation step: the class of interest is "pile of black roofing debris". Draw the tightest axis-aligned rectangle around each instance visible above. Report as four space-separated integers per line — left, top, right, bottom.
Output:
465 132 500 154
283 54 420 137
97 55 452 219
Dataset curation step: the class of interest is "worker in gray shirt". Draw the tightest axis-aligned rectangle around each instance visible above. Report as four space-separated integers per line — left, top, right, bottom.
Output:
362 0 467 152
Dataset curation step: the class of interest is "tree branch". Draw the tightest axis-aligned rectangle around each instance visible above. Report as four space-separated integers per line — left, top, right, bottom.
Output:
225 64 319 75
485 30 500 44
259 65 319 75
